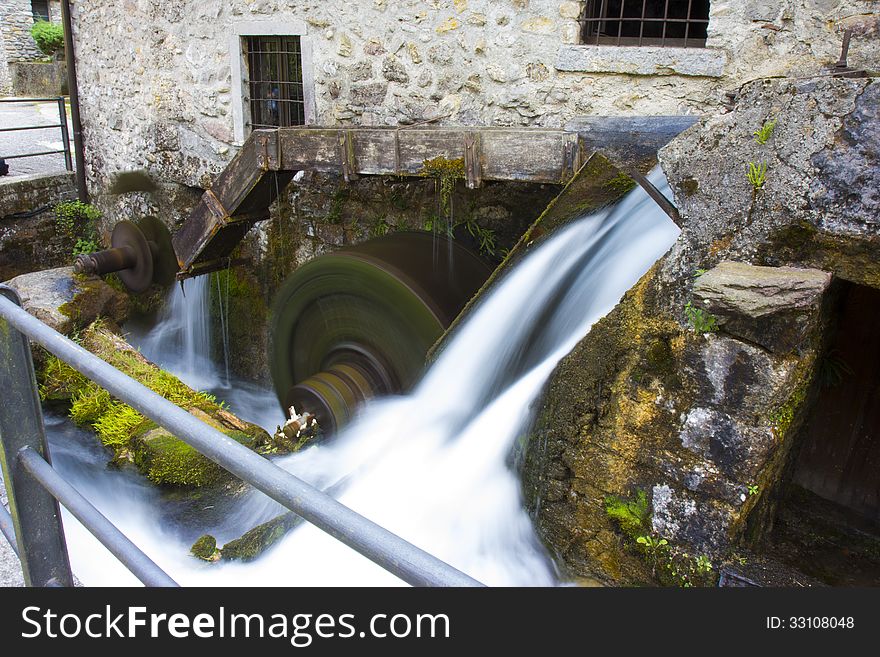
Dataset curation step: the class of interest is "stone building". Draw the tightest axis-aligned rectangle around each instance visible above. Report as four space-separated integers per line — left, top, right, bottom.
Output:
0 0 62 93
66 1 877 204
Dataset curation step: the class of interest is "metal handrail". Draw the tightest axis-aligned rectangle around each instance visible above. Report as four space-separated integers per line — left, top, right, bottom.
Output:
0 96 73 171
0 286 483 587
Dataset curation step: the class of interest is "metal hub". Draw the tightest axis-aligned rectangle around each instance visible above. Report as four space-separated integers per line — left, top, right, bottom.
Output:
270 232 492 434
73 217 176 293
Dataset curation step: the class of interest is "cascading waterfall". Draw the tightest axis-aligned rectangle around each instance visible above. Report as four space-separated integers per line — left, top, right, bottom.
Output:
50 169 680 586
129 274 215 390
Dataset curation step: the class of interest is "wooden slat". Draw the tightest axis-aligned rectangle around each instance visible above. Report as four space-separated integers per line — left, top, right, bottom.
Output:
278 126 580 183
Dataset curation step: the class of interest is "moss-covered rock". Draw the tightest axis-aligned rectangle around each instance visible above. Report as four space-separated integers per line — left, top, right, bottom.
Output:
37 320 276 488
5 267 129 335
218 513 300 562
522 78 880 585
191 534 221 561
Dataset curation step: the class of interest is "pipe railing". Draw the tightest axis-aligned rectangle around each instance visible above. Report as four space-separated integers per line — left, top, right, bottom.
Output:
0 97 73 172
0 285 483 587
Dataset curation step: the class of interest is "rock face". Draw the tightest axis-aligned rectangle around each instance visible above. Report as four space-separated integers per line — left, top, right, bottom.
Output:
693 262 832 353
523 77 879 585
5 267 129 334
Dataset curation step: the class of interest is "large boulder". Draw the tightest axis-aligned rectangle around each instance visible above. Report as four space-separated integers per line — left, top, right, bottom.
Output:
5 267 129 334
523 76 879 585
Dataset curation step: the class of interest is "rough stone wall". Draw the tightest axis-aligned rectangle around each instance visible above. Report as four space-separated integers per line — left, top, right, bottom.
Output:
0 28 10 95
67 1 879 200
0 171 78 280
523 76 878 585
1 0 47 63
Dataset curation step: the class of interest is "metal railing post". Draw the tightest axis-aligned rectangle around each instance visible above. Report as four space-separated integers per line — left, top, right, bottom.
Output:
57 96 73 172
0 286 74 587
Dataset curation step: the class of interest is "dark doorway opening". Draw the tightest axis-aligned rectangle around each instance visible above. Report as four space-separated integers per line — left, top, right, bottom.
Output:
768 281 880 585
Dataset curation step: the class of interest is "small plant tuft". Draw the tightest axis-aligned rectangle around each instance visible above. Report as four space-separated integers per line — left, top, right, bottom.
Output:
605 490 650 539
685 302 719 334
465 219 497 257
55 201 101 257
72 237 100 256
746 161 768 190
753 119 777 145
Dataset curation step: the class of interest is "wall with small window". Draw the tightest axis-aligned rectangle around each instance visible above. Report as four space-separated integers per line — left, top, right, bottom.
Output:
66 0 878 202
0 0 63 63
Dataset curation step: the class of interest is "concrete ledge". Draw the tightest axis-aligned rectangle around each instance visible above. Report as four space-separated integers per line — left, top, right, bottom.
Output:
0 171 75 218
9 61 68 97
556 45 728 77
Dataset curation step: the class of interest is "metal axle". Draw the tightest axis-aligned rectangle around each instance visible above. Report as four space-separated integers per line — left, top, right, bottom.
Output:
71 217 177 294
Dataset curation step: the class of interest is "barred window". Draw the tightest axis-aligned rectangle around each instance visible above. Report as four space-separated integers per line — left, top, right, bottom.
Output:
245 35 306 131
31 0 50 22
580 1 710 48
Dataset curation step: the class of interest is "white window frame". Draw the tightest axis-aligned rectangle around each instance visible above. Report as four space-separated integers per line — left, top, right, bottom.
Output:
230 20 316 145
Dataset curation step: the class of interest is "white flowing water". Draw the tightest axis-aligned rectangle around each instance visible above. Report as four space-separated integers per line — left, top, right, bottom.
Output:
49 170 680 586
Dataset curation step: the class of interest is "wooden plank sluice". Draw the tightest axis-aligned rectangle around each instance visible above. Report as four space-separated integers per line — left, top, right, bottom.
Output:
172 117 699 279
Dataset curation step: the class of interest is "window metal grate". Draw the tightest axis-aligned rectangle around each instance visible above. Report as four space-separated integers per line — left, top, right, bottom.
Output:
31 0 50 22
245 35 306 131
579 0 710 48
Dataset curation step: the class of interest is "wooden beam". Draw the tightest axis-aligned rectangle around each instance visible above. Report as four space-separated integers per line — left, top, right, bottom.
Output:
172 118 695 279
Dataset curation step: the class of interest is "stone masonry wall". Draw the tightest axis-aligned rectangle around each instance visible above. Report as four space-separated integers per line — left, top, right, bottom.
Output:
68 1 879 200
1 0 48 63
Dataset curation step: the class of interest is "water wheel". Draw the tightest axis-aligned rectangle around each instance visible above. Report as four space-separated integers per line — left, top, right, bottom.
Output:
269 232 491 434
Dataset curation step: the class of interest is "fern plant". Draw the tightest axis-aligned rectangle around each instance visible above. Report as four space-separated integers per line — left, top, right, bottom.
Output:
753 119 777 145
746 162 768 190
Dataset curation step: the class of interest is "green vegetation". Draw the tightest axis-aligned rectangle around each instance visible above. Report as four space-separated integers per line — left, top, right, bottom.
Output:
747 484 760 496
605 490 650 539
685 302 719 333
191 535 220 562
753 119 777 145
72 237 100 256
746 161 768 190
769 381 807 438
421 156 465 222
465 219 497 257
636 534 715 587
370 216 391 238
30 21 64 57
604 172 637 195
326 187 349 224
55 200 101 256
219 513 299 561
37 321 272 488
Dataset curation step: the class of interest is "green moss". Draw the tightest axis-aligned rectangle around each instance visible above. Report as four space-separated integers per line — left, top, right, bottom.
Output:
680 178 699 197
37 321 271 489
605 490 650 539
421 157 466 221
133 430 224 487
38 355 88 403
604 172 637 195
190 534 220 561
220 513 299 562
93 403 145 448
769 379 808 438
69 382 112 424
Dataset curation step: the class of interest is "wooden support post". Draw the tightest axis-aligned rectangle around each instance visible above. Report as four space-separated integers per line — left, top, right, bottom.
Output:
253 129 281 171
338 130 358 182
562 132 582 183
464 132 482 189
